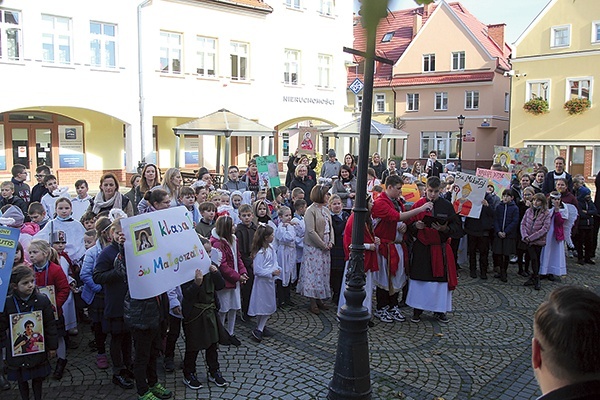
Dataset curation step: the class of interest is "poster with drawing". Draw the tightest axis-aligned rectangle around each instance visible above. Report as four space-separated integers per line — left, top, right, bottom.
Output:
121 207 211 300
10 311 45 357
451 172 487 218
297 127 317 156
256 155 281 190
38 285 58 320
513 147 537 175
0 226 20 311
476 168 512 198
493 146 515 171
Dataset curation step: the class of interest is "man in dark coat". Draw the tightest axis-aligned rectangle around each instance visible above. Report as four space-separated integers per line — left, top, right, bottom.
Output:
541 156 573 194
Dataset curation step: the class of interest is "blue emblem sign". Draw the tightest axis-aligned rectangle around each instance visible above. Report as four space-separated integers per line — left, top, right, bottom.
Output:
349 78 364 94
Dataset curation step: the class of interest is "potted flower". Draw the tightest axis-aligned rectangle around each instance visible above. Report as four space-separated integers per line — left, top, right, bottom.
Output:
523 95 549 115
564 98 591 115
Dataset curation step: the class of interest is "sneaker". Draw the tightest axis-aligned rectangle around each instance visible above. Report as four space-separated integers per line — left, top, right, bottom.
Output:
150 383 172 399
183 373 203 390
388 306 406 322
138 390 161 400
373 307 394 323
435 313 449 324
163 357 175 373
96 353 109 369
509 255 518 263
208 370 228 387
229 335 241 347
585 259 596 265
410 315 421 323
251 329 263 342
262 327 275 337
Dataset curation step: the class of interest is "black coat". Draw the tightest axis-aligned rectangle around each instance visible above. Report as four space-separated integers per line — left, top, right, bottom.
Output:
330 211 349 271
93 242 128 319
181 269 225 352
236 222 257 273
286 155 317 188
290 175 316 206
124 292 169 333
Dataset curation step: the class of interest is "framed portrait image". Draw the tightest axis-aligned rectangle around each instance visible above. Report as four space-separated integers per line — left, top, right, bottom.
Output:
38 285 58 320
10 311 45 357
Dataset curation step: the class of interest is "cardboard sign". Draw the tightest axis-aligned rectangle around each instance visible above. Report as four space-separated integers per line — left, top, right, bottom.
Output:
0 226 21 311
476 168 512 197
493 146 537 174
297 127 316 156
10 311 45 357
451 172 487 218
121 206 210 300
38 286 58 320
256 155 281 191
401 184 420 203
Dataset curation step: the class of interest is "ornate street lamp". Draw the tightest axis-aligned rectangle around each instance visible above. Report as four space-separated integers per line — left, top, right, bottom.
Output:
457 114 465 171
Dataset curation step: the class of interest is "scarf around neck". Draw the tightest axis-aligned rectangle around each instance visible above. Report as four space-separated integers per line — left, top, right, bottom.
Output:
92 191 122 214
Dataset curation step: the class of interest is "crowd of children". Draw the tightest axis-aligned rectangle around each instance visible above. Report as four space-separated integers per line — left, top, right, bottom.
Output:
0 157 598 399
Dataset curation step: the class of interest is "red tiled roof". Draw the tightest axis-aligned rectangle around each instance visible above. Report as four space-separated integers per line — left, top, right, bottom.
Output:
204 0 273 12
349 2 510 87
388 71 495 87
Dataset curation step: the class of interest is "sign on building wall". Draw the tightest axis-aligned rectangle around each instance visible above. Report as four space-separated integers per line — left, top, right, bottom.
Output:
58 125 84 168
0 126 5 170
184 136 199 166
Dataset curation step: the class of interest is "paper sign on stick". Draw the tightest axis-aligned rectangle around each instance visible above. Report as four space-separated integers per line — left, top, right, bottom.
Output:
122 206 210 300
476 168 511 197
256 155 281 191
451 172 487 218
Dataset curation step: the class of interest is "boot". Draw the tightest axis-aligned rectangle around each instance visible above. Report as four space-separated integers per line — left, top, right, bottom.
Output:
0 373 10 391
500 265 508 283
316 299 330 310
309 299 320 315
534 276 541 290
53 358 67 380
469 266 477 278
480 267 487 280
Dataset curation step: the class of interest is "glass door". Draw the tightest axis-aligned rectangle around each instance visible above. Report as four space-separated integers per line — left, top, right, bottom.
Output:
11 127 29 167
11 125 53 185
35 128 53 167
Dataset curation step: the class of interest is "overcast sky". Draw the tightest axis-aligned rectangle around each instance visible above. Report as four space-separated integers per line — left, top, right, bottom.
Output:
353 0 551 45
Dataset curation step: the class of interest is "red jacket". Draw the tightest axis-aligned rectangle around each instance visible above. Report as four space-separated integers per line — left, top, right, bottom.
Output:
343 213 379 273
33 262 70 316
210 234 247 289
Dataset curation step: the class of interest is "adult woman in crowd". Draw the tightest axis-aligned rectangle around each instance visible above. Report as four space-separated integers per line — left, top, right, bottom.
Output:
124 174 141 215
196 167 215 191
241 159 260 194
286 151 317 188
161 167 183 207
412 160 424 180
343 153 357 176
136 163 162 202
89 173 134 217
297 184 333 315
368 152 385 180
512 173 532 204
289 164 316 206
332 165 357 212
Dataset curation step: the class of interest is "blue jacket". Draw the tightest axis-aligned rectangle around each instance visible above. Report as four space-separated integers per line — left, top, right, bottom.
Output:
80 240 104 305
493 200 519 239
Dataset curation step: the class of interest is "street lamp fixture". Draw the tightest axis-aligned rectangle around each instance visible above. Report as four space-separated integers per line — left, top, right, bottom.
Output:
457 114 465 172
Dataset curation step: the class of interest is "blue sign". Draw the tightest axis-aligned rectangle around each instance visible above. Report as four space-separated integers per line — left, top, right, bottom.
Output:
59 154 85 168
0 155 6 170
0 226 21 311
349 78 364 94
185 152 199 165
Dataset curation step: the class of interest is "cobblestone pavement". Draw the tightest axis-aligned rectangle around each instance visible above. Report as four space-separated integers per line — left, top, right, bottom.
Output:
4 253 599 399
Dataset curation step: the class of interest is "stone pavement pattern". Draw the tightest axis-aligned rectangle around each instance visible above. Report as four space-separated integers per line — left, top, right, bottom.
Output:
4 254 600 399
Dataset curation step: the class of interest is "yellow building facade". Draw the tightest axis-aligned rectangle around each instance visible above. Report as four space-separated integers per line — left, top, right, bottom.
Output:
510 0 600 178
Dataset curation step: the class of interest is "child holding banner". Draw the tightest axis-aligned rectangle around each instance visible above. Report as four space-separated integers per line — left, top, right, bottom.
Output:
1 265 58 400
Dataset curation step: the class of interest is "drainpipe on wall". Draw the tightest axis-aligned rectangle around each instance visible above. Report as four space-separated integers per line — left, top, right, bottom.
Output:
391 85 401 160
138 0 152 167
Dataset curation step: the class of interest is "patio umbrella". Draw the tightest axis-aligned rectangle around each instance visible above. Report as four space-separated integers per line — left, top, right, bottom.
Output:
172 108 275 172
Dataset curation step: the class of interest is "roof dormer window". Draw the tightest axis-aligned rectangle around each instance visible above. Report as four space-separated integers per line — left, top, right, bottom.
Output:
381 32 394 43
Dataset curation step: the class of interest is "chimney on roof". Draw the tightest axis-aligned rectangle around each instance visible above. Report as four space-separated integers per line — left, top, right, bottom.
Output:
488 23 506 48
423 2 434 17
413 11 422 38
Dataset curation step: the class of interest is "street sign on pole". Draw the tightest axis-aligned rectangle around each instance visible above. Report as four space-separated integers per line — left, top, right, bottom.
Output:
349 78 364 94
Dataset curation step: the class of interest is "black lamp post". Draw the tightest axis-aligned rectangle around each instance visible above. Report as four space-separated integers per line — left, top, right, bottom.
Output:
328 1 390 399
457 114 465 171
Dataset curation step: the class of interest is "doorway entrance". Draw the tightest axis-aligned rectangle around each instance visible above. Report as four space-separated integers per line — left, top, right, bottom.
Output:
569 146 585 177
11 125 54 181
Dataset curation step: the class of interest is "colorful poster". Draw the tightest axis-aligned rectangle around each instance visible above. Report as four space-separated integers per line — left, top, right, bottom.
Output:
121 206 211 300
401 183 420 204
514 147 537 175
10 311 45 357
256 155 281 190
0 226 21 311
451 172 487 219
476 168 512 197
297 127 317 156
38 285 58 320
58 125 85 168
493 146 515 171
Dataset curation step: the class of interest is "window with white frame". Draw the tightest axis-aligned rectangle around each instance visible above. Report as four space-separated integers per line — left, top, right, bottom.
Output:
567 77 592 101
504 92 510 112
317 54 332 88
465 91 479 110
42 15 72 64
593 21 600 43
527 80 550 101
285 0 301 9
423 53 435 72
0 8 22 60
434 92 448 110
90 22 117 68
594 146 600 176
375 94 385 112
230 41 248 81
452 51 465 70
160 31 182 74
284 49 299 85
406 93 419 111
196 36 216 77
319 0 334 15
421 131 460 159
551 25 570 48
356 95 362 112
